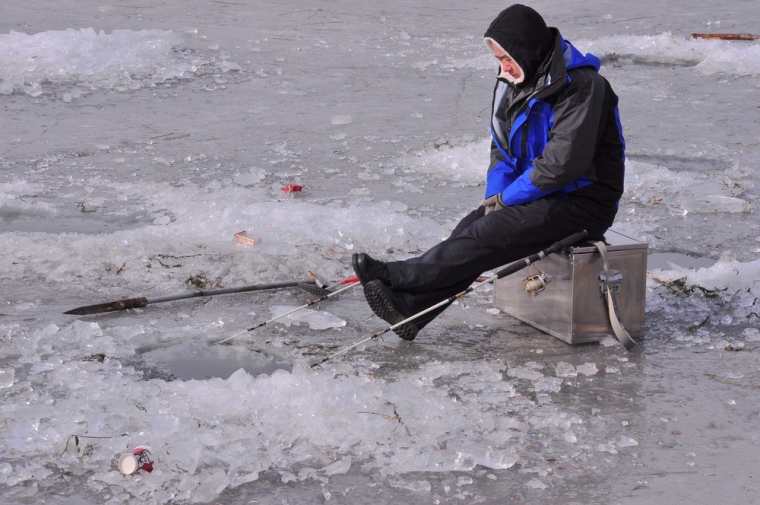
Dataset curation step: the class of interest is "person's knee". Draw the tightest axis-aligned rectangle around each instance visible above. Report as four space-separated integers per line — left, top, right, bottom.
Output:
450 207 486 238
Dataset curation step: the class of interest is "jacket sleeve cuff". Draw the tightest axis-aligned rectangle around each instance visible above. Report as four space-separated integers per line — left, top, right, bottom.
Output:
500 169 551 206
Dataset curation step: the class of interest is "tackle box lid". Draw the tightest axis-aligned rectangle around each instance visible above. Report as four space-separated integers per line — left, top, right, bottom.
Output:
569 231 648 255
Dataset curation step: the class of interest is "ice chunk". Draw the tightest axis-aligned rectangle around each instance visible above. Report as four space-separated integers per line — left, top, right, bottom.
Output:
321 456 351 476
682 195 751 214
388 477 432 493
554 362 577 378
219 60 242 72
234 168 268 186
534 377 563 393
742 328 760 342
0 29 238 98
577 32 760 77
576 363 599 377
189 468 230 504
330 115 353 126
596 442 618 454
526 478 547 490
401 137 489 184
600 336 619 347
480 451 518 470
651 257 760 299
0 368 14 389
617 436 639 448
0 463 12 485
507 366 543 381
270 305 346 330
70 320 104 340
623 160 751 215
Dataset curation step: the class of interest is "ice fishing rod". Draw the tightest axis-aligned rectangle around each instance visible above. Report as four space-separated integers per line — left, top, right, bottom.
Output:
311 229 589 368
64 273 330 316
214 276 361 345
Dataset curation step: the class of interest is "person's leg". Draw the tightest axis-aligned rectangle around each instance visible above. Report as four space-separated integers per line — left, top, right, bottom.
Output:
357 207 487 336
392 240 543 331
385 196 565 294
449 206 486 238
389 194 615 319
367 194 615 337
353 206 486 286
373 198 555 336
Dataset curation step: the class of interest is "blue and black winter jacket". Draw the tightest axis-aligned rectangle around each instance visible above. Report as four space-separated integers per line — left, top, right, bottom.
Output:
486 30 625 209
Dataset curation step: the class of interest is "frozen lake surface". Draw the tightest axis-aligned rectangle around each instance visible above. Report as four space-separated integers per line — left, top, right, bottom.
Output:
1 1 759 504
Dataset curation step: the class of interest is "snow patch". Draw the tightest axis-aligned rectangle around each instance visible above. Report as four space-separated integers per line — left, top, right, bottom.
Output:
402 137 489 184
650 256 760 297
526 478 548 490
576 363 599 377
0 28 240 98
1 334 596 503
649 256 760 323
625 159 751 215
743 327 760 342
578 32 760 76
0 368 14 389
0 180 445 292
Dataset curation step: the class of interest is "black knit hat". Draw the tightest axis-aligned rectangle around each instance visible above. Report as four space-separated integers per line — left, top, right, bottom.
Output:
484 4 554 83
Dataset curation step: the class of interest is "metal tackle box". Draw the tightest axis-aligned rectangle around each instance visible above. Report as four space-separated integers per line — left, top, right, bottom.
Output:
494 235 648 345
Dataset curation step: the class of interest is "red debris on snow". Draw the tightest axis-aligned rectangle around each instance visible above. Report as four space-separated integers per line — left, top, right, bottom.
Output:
132 447 154 473
281 183 303 194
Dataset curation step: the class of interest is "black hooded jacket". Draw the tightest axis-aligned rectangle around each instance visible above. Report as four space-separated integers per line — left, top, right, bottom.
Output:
485 30 625 213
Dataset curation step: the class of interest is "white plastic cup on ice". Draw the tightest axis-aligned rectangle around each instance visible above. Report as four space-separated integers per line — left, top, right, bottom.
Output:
116 446 154 475
118 453 140 475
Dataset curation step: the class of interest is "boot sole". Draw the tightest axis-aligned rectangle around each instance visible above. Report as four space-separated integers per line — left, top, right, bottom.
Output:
363 280 419 341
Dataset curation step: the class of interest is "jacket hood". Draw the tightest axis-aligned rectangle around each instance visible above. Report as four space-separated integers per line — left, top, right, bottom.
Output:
528 29 601 97
483 4 554 84
562 37 600 72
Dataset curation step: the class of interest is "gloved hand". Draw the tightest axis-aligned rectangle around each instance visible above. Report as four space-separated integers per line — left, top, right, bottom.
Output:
481 194 504 215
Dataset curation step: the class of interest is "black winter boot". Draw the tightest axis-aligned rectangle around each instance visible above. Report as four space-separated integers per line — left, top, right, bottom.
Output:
352 253 390 285
362 280 419 341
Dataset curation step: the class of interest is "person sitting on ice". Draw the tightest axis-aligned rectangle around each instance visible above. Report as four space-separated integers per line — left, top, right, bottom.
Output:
351 4 626 340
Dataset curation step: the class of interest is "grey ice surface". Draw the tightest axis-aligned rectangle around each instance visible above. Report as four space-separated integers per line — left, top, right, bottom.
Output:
1 1 760 505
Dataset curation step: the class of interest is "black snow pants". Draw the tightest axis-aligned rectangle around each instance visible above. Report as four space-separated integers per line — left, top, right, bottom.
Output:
384 193 617 325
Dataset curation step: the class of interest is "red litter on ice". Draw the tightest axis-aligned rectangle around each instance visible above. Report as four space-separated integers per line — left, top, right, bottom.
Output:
117 446 154 475
281 183 303 194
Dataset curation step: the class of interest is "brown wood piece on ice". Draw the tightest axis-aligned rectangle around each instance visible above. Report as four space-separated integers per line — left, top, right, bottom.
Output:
691 32 760 41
